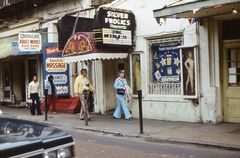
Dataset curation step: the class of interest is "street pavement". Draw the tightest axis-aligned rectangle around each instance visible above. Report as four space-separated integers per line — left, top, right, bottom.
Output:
0 105 240 150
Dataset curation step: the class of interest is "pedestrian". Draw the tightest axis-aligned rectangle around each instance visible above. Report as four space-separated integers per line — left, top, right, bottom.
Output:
28 75 42 115
45 75 57 114
113 70 132 120
74 69 94 120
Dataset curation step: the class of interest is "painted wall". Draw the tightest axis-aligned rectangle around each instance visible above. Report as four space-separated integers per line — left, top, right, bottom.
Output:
101 0 218 122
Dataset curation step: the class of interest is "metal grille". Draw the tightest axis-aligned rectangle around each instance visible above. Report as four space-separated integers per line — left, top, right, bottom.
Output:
147 82 181 95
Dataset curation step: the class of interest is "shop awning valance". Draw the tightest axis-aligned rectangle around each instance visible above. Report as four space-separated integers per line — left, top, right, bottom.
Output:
153 0 240 19
63 52 128 63
62 32 129 63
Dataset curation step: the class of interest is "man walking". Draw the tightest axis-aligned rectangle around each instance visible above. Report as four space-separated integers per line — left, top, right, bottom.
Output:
28 75 42 115
74 69 94 120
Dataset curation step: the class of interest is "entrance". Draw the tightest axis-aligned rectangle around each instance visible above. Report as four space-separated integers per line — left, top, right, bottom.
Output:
222 40 240 123
103 59 129 112
3 63 12 102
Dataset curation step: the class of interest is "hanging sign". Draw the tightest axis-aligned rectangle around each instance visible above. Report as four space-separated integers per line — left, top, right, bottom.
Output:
18 33 41 51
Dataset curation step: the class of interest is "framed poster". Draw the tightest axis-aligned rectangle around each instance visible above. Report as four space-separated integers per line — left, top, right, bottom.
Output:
181 47 198 98
151 41 181 83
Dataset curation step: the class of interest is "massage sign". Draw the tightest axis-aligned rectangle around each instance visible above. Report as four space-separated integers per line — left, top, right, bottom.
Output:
94 7 136 49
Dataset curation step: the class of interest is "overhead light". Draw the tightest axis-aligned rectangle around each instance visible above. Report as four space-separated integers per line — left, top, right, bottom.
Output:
34 3 37 7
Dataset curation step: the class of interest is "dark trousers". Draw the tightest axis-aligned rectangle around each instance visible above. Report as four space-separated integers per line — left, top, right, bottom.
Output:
47 95 56 112
30 93 42 115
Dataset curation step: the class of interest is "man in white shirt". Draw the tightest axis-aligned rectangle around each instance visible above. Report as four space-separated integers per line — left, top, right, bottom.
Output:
28 75 42 115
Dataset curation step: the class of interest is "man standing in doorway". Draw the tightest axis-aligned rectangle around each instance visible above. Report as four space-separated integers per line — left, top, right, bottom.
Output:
28 75 42 115
74 69 94 120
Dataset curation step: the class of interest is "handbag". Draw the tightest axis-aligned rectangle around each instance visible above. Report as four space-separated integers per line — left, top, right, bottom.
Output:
116 79 125 95
117 88 125 95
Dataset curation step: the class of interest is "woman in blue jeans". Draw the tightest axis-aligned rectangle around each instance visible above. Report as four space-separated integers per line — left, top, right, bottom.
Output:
113 70 132 120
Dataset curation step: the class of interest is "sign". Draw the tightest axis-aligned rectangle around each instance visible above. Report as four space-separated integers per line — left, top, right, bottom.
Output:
102 28 132 45
94 7 136 49
152 41 181 83
11 41 41 55
46 58 67 72
18 33 41 51
63 32 96 57
42 43 70 96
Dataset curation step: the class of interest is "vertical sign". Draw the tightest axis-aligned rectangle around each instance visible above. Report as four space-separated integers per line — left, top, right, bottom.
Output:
42 43 70 97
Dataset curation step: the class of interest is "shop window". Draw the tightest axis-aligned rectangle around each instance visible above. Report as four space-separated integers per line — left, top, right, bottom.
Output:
227 48 240 87
131 54 141 94
148 36 182 95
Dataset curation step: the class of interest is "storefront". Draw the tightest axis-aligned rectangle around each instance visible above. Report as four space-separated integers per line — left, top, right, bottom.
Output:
153 0 240 123
0 32 46 106
62 7 136 114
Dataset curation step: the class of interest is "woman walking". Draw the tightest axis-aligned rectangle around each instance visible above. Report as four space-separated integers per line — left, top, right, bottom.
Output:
113 70 132 120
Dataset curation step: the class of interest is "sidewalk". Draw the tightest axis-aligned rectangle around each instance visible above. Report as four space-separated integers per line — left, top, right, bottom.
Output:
1 105 240 150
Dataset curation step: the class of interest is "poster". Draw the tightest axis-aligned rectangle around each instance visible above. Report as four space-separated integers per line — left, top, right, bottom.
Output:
132 54 141 94
42 43 70 97
181 47 197 96
152 41 181 83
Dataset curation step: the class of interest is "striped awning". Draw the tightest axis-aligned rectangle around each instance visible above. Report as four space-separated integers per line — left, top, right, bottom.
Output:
63 52 128 63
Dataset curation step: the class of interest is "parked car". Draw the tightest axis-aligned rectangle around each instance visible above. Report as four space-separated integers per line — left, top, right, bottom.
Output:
0 116 76 158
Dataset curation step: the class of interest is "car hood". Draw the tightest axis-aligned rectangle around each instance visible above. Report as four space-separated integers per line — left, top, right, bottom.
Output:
0 117 73 157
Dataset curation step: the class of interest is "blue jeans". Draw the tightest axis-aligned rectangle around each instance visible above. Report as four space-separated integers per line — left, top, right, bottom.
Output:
113 96 131 119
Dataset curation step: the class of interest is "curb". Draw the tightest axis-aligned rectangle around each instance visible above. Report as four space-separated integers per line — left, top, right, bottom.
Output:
144 137 240 151
73 126 142 138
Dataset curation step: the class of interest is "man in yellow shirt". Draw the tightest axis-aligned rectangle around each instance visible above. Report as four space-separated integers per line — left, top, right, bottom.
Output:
74 69 94 120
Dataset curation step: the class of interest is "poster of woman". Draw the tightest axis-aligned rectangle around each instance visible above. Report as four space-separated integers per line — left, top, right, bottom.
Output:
182 47 196 96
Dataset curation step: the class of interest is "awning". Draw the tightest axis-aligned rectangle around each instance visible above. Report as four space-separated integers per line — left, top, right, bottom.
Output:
63 53 128 63
62 32 129 63
0 36 15 59
153 0 240 19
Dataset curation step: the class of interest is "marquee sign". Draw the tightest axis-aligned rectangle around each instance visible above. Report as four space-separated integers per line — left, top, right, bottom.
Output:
94 7 136 49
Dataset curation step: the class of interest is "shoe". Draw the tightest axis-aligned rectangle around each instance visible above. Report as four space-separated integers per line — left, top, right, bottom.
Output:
37 113 43 115
79 117 84 120
125 117 132 120
113 116 120 119
53 112 57 115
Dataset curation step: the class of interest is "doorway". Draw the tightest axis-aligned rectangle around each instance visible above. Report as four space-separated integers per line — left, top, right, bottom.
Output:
3 63 12 102
221 19 240 123
222 40 240 123
102 59 129 113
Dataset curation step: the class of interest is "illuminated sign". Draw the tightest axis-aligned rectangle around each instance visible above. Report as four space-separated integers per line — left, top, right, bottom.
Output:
94 7 136 49
63 32 96 57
